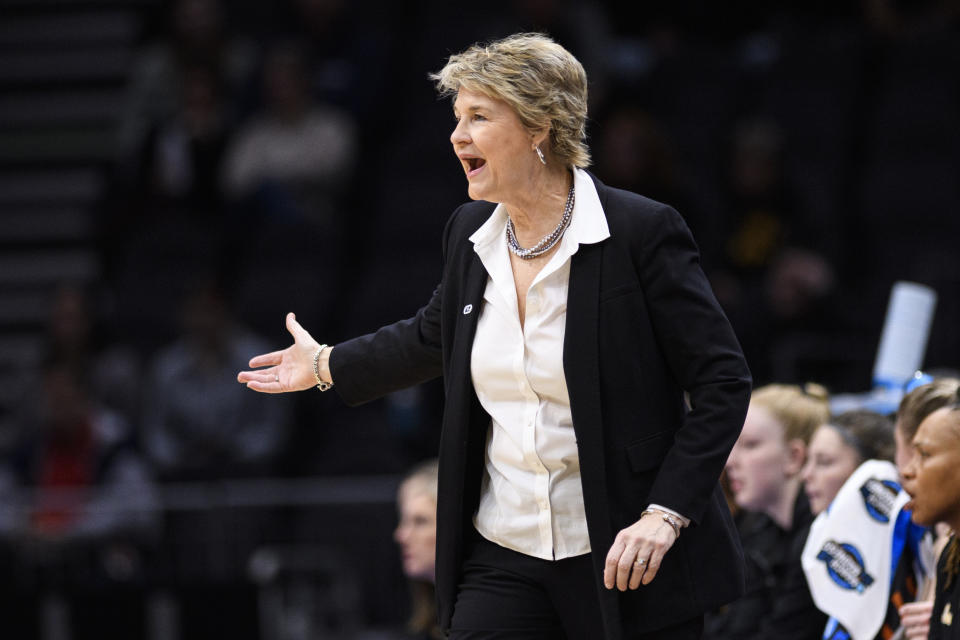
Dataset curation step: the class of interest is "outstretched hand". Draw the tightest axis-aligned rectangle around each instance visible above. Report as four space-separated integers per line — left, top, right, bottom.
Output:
237 312 328 393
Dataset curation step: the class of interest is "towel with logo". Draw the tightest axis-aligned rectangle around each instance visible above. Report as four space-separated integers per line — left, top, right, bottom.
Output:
802 460 931 640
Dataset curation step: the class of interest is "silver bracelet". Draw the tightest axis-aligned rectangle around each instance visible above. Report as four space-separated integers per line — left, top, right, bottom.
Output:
641 509 681 538
313 344 333 392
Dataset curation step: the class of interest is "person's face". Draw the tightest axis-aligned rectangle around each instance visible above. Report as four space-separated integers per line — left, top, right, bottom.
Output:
801 425 862 515
903 408 960 529
450 87 542 205
393 488 437 582
725 404 798 513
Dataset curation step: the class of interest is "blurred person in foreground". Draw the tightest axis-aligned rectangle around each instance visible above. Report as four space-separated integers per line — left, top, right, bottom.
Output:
394 459 441 640
239 32 751 638
902 391 960 640
711 383 829 639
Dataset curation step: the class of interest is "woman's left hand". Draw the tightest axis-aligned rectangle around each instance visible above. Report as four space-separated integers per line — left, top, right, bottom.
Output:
603 511 678 591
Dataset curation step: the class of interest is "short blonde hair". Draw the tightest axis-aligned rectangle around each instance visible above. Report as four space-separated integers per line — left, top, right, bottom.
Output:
431 32 591 169
752 383 830 444
399 458 439 502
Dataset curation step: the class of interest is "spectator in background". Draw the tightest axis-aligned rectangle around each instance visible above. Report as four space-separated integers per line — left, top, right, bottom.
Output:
1 285 142 460
394 459 441 640
219 40 359 341
45 285 142 425
221 39 357 234
129 61 231 219
713 118 836 385
277 0 396 130
141 277 290 481
719 118 794 280
710 383 829 640
105 0 253 281
802 409 895 516
0 358 158 579
593 105 696 233
116 0 257 160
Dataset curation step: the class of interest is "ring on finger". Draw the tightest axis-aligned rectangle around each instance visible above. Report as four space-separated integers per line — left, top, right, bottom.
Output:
275 373 280 383
633 558 646 568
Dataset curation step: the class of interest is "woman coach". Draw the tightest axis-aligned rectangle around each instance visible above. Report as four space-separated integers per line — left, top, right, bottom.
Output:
238 33 751 639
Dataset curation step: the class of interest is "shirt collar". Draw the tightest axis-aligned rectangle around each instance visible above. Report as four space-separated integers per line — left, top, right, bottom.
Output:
468 167 611 250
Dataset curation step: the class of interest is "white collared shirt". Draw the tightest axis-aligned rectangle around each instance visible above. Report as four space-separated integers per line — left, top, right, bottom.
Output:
468 169 690 560
468 168 609 560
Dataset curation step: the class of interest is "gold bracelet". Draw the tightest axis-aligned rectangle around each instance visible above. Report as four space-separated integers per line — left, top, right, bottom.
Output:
313 344 333 392
641 509 681 538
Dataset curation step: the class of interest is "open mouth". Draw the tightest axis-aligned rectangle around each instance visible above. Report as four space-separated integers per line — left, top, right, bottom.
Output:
466 157 486 175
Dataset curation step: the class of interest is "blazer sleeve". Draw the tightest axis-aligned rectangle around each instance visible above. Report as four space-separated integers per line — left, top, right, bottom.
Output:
326 204 469 406
328 285 443 406
636 204 752 524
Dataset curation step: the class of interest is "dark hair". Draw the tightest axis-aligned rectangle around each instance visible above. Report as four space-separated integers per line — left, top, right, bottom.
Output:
827 409 895 463
896 378 960 442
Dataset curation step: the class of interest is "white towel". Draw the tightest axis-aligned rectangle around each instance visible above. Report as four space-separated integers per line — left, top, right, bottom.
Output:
801 460 911 640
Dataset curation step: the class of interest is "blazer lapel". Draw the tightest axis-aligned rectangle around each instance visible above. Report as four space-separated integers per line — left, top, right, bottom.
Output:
565 241 621 627
450 251 487 376
565 242 613 534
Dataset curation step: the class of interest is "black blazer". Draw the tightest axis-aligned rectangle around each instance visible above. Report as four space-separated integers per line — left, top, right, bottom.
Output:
330 173 752 638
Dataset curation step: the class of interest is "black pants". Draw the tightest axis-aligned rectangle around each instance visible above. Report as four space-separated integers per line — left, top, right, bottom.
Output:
449 531 703 639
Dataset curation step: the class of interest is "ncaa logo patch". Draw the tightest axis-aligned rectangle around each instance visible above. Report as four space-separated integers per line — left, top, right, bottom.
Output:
859 477 900 523
816 540 875 593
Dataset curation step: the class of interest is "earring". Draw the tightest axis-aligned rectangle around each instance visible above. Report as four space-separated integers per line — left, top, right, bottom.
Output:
535 145 547 166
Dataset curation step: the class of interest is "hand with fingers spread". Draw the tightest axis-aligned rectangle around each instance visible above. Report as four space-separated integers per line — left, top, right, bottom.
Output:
236 312 332 393
603 509 680 592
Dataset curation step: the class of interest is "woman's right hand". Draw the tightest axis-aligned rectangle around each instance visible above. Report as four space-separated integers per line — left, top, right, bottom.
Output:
899 601 933 639
237 312 330 393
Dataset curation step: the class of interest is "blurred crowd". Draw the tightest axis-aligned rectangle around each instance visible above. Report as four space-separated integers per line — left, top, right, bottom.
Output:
0 0 959 637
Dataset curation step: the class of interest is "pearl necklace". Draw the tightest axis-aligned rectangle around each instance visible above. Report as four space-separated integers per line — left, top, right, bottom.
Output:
506 183 575 260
